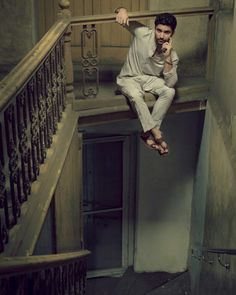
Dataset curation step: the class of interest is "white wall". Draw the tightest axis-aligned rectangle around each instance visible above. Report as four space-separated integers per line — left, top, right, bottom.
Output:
134 111 204 272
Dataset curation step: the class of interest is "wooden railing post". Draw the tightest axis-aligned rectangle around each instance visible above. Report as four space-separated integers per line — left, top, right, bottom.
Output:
58 1 75 103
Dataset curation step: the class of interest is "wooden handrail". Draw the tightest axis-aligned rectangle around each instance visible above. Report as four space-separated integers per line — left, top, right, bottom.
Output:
0 250 90 276
203 248 236 255
70 6 215 26
0 18 70 112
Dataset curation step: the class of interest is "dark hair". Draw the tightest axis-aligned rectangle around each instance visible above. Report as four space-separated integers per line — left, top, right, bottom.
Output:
154 13 177 32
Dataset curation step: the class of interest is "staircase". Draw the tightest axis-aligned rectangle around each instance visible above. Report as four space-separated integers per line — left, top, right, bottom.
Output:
85 268 190 295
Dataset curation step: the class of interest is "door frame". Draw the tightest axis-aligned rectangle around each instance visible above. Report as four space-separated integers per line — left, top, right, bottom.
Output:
82 133 137 278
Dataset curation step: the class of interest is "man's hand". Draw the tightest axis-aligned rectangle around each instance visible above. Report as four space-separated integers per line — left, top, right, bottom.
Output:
116 8 129 26
162 38 173 58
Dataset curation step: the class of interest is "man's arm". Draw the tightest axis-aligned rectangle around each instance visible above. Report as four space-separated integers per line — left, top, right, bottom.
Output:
115 7 146 34
163 61 178 88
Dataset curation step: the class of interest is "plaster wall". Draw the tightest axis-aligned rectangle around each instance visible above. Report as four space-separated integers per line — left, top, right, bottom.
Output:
211 7 236 159
149 0 210 78
0 0 36 76
134 111 204 273
190 2 236 294
189 104 211 294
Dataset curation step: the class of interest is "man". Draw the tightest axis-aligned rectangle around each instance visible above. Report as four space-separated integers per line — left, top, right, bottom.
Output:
115 7 178 155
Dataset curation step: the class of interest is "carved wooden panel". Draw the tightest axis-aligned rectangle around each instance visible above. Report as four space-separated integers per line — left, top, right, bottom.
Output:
37 0 150 62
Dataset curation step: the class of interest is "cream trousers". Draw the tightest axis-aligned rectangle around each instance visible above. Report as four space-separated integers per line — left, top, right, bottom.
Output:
117 75 175 132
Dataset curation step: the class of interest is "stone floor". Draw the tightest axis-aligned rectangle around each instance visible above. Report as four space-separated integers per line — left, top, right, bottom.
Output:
85 268 191 295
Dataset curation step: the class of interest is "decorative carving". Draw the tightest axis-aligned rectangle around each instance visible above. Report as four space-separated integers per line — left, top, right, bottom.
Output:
60 37 66 110
0 128 10 234
81 24 99 97
0 213 9 252
56 41 66 119
64 25 75 102
0 124 6 210
58 0 70 9
0 260 88 294
54 267 62 294
44 269 53 295
45 58 54 147
37 68 47 163
4 105 21 226
16 90 31 200
58 0 71 18
28 78 40 180
31 272 41 294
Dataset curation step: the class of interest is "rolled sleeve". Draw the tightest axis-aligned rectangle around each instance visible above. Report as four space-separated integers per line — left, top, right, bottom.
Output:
163 57 178 88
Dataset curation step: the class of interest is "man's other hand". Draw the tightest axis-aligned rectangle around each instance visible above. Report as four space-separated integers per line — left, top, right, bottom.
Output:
116 8 129 26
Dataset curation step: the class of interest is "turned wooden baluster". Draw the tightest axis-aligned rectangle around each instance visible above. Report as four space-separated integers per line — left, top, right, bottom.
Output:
58 0 75 103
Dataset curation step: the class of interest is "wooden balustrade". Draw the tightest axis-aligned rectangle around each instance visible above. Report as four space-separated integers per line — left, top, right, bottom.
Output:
0 250 90 294
0 18 71 254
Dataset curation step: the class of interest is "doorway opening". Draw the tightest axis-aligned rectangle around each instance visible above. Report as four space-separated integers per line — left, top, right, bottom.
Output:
82 134 137 277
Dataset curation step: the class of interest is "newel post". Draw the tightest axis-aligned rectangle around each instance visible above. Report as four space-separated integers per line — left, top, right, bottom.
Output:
58 0 75 103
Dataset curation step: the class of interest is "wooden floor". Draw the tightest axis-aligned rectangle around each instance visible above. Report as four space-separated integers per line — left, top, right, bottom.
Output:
85 268 191 295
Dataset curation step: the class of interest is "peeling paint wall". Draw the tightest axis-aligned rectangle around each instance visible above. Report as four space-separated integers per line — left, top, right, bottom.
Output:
0 0 36 76
149 0 210 78
134 111 204 273
190 2 236 294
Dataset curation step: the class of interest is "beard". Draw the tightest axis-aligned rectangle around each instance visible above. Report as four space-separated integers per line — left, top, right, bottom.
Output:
155 39 165 54
157 38 165 45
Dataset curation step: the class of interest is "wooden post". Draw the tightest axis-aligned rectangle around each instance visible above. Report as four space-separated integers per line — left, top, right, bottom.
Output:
58 1 75 103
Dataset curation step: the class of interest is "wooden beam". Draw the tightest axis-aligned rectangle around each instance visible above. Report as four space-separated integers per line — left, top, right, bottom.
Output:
78 99 207 127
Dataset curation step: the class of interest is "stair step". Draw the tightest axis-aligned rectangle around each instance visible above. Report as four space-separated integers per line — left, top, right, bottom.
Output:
147 271 191 295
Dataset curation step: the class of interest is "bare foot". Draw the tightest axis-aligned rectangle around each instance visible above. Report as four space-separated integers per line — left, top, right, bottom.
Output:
140 131 159 151
151 128 169 155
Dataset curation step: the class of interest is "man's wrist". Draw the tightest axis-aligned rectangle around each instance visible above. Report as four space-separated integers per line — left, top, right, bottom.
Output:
114 7 126 13
164 59 173 65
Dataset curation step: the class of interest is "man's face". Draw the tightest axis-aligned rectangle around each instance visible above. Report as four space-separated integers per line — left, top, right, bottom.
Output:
155 24 173 45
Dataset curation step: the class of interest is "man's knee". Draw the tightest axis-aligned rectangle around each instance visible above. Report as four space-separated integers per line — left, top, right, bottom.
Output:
161 86 175 100
117 78 143 100
124 89 144 103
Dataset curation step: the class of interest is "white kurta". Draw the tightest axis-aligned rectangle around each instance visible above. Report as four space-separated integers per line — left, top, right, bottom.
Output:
117 22 179 131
